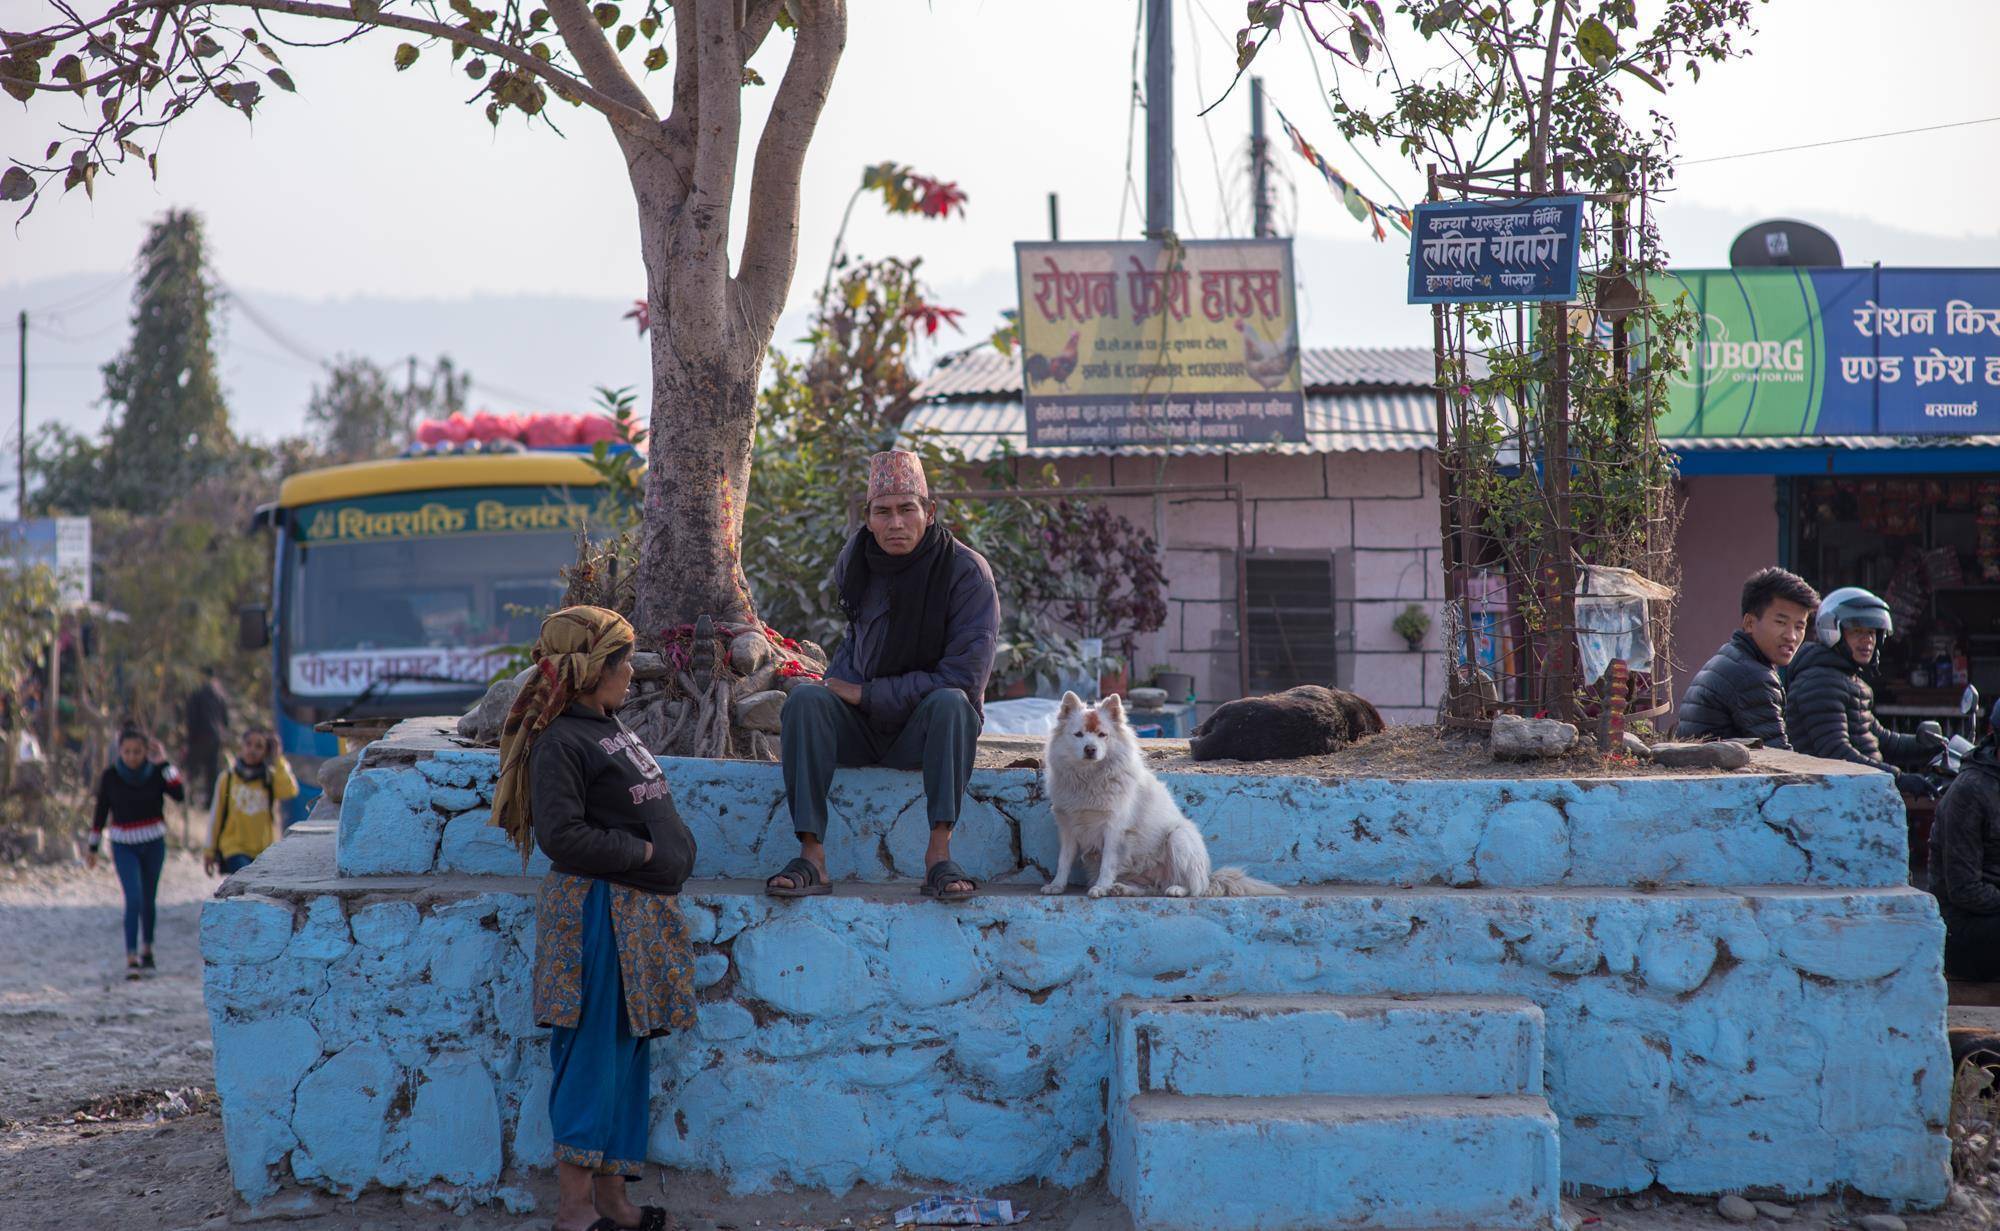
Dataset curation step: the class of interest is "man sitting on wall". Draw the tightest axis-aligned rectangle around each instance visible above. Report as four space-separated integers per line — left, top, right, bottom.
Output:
1675 567 1819 749
764 450 1000 902
1785 586 1943 790
1930 702 2000 982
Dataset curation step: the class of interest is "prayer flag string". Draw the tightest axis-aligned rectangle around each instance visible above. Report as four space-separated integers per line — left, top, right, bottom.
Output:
1271 103 1413 243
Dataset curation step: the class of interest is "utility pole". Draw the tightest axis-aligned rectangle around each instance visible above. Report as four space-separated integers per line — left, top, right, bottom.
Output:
404 354 419 437
16 310 25 520
1047 192 1061 242
1250 77 1273 238
1144 0 1174 237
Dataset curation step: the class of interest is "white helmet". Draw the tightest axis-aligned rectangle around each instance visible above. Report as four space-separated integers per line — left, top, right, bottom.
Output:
1815 586 1893 647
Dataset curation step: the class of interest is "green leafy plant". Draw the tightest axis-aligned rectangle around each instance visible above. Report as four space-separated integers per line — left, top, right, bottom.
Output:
1391 603 1431 650
1228 1 1756 721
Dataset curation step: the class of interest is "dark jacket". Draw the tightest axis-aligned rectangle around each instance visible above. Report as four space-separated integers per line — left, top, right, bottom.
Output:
1783 641 1924 771
1931 742 2000 918
185 683 230 750
92 761 186 838
530 705 695 896
826 535 1000 733
1677 630 1790 749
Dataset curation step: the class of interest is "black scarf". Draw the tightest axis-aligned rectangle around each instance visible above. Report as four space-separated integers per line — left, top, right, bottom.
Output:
839 522 957 679
233 758 271 784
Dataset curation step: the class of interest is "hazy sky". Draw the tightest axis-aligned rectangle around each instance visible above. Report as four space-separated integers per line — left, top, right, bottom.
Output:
7 0 2000 301
4 0 2000 479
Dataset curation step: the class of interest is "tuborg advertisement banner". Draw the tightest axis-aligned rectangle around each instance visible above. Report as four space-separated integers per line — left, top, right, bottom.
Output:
1014 238 1305 450
1662 267 2000 438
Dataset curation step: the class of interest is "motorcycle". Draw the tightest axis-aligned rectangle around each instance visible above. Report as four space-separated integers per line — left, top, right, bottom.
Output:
1902 684 1980 888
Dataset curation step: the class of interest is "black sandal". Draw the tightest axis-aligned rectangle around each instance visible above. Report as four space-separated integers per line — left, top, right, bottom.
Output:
636 1207 670 1231
765 856 830 898
922 859 978 902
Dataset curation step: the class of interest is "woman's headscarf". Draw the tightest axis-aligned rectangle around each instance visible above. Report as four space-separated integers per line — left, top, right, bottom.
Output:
492 605 636 859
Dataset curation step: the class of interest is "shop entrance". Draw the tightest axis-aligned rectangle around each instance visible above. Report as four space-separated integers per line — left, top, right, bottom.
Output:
1786 474 1999 738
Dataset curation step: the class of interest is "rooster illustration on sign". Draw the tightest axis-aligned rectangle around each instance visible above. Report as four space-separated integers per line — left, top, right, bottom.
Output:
1236 318 1299 391
1025 330 1081 388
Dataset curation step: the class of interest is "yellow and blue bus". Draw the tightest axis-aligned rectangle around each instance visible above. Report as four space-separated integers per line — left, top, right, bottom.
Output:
246 451 616 819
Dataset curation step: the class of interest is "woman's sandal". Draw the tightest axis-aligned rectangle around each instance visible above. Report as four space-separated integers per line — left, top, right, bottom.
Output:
764 856 831 898
921 859 979 903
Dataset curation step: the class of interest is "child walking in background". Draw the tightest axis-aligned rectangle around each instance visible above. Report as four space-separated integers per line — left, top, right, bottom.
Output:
88 728 185 977
204 728 298 875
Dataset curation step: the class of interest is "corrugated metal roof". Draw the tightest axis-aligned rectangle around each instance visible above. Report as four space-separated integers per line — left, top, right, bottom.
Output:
913 345 1438 401
900 391 1442 459
1665 434 2000 452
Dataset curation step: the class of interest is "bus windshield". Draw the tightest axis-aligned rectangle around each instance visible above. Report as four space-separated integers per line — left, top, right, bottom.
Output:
282 486 594 699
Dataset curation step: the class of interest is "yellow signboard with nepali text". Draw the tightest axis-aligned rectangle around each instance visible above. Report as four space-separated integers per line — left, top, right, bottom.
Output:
295 485 616 544
1014 239 1305 449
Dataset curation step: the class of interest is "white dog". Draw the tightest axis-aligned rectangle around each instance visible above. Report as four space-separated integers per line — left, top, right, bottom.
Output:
1040 692 1284 899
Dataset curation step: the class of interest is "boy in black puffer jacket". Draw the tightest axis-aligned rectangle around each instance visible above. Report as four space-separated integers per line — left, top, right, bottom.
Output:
1785 586 1942 789
1676 567 1819 749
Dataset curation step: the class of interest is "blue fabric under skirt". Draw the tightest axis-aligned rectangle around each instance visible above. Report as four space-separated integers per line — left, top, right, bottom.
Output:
547 879 651 1176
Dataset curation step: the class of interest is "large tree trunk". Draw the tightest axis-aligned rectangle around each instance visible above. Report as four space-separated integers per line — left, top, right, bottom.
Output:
614 0 844 640
637 320 761 636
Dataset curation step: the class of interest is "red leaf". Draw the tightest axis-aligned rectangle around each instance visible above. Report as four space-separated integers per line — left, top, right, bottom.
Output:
906 173 967 220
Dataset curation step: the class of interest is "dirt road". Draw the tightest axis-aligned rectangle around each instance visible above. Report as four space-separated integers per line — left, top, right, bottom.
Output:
0 853 1993 1231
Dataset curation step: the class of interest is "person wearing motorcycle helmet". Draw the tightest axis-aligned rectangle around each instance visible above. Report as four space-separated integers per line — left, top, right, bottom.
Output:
1930 698 2000 980
1784 586 1943 789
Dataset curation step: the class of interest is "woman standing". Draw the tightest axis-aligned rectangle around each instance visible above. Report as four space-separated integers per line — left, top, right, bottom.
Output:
492 607 696 1231
204 728 299 876
88 728 185 976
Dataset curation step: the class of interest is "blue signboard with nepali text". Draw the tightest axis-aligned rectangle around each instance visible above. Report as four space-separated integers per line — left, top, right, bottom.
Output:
1407 196 1585 304
1662 267 2000 438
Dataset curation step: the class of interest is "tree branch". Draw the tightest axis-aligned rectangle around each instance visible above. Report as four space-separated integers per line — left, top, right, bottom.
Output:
737 0 784 62
108 0 666 142
689 0 741 232
662 1 698 187
736 0 842 337
543 0 657 123
1530 0 1565 190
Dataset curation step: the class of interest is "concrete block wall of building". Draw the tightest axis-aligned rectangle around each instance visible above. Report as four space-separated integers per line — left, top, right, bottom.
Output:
1014 449 1444 723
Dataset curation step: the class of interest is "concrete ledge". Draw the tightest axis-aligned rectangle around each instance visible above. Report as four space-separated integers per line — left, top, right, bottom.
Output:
335 723 1910 888
1112 994 1545 1099
1116 1093 1561 1231
207 830 1951 1206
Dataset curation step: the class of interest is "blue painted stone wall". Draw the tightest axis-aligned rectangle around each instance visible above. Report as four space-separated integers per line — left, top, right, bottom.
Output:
336 744 1908 889
203 853 1951 1205
199 727 1949 1210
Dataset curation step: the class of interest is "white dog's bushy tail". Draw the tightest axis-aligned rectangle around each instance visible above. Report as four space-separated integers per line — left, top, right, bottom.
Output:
1206 867 1287 897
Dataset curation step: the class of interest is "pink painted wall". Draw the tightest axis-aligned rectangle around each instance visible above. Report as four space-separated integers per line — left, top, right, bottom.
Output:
1669 474 1781 700
994 450 1443 725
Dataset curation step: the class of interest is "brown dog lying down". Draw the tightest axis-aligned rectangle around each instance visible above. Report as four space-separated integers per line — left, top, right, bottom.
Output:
1189 685 1385 762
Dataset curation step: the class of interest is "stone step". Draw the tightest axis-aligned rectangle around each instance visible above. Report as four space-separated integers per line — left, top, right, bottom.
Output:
1112 994 1544 1101
1110 1092 1561 1231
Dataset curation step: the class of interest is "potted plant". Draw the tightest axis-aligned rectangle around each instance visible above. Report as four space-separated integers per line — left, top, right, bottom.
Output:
1151 664 1196 703
1392 604 1431 653
1098 653 1129 699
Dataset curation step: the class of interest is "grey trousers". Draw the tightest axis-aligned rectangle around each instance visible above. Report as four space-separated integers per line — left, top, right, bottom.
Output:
780 683 979 839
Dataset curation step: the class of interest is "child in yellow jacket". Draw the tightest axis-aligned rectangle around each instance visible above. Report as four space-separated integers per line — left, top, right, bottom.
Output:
204 729 299 875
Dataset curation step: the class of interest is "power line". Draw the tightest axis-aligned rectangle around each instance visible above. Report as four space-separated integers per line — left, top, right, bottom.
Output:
1679 114 2000 167
1183 0 1233 236
1117 0 1147 239
1295 31 1409 212
216 282 330 370
25 271 131 317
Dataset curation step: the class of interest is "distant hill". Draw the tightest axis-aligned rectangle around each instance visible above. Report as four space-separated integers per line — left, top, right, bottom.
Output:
7 201 1997 510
